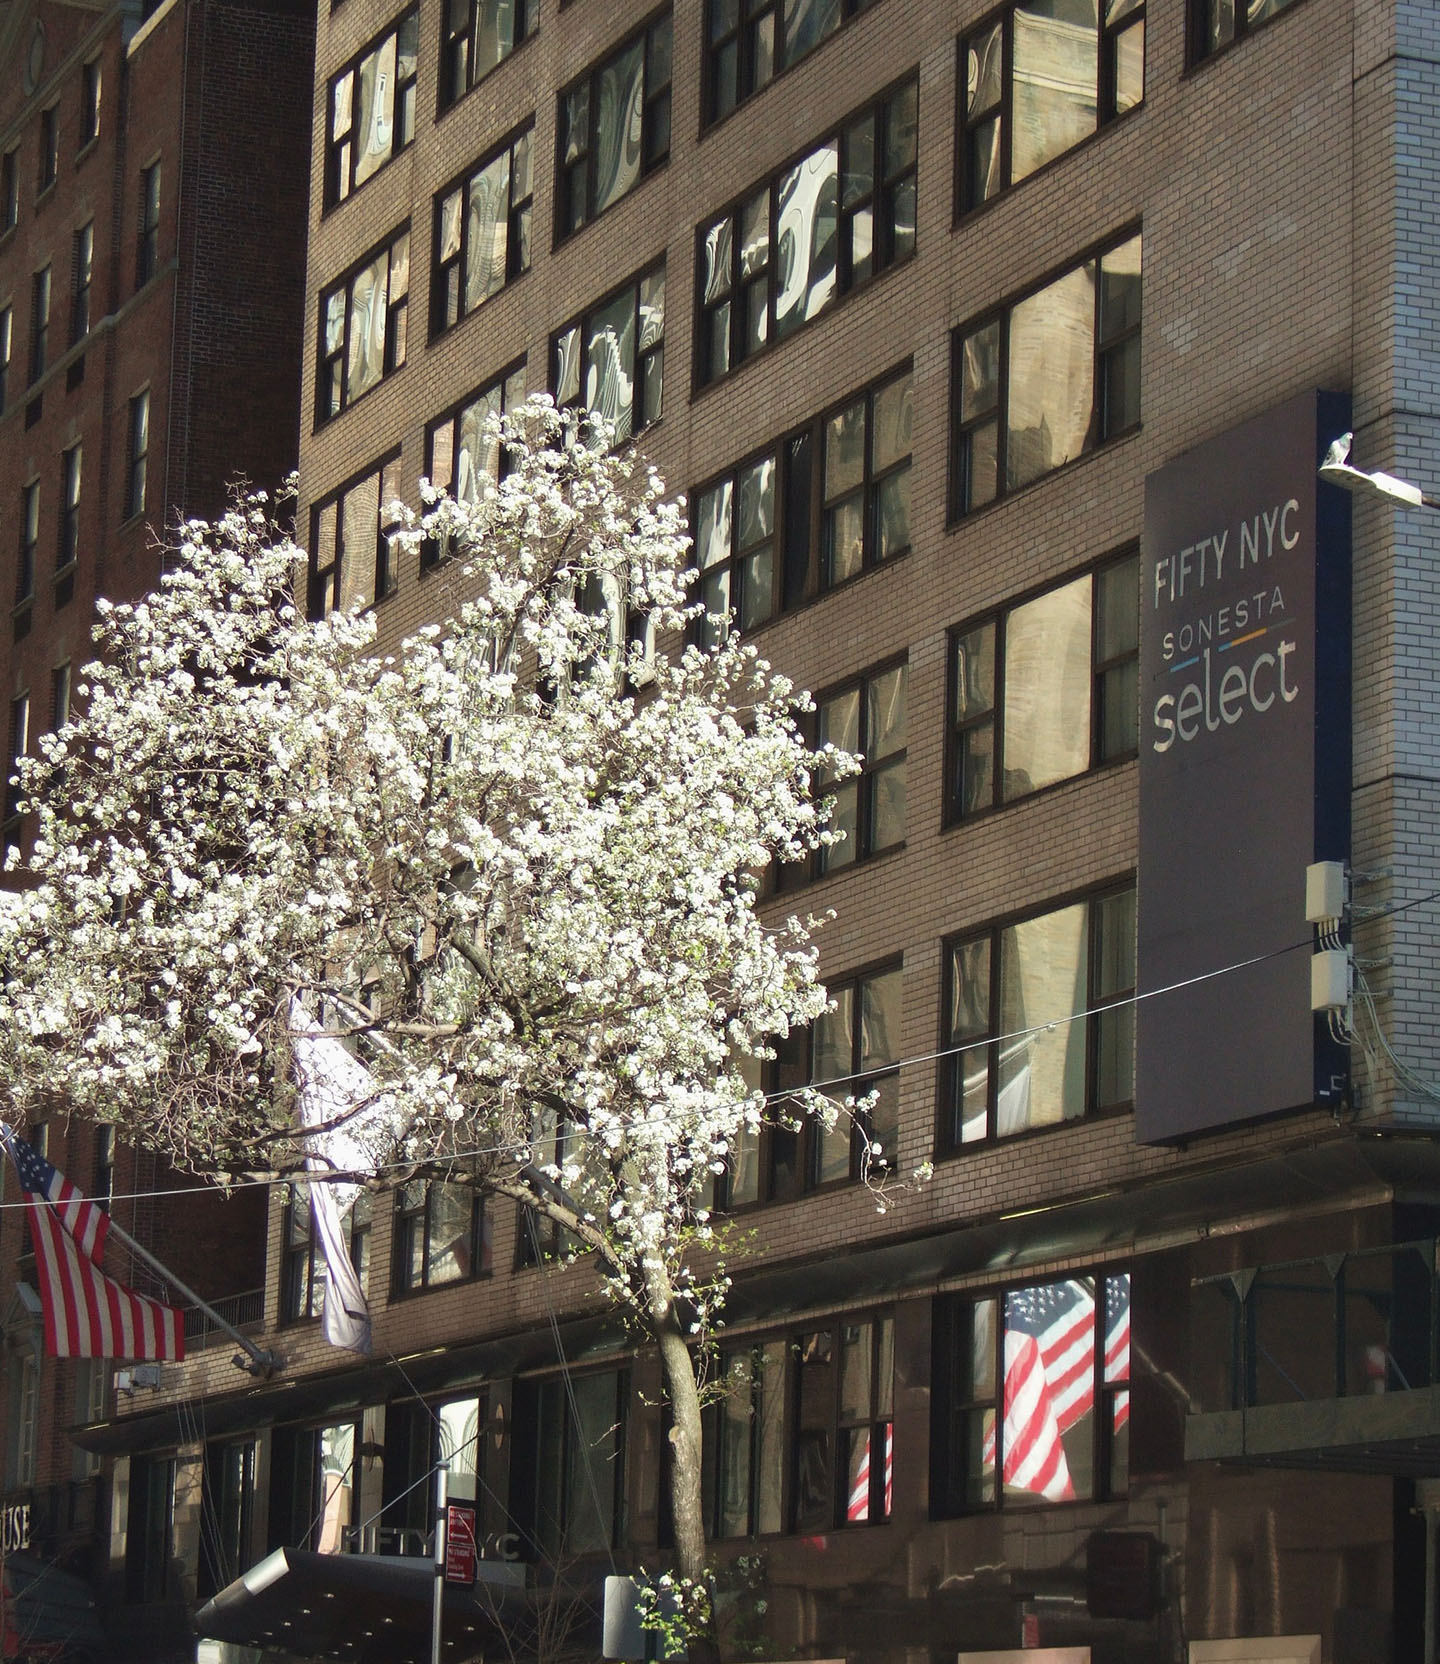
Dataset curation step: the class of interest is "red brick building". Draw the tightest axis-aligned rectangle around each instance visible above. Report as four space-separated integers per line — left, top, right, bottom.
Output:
12 0 1440 1660
0 0 311 1654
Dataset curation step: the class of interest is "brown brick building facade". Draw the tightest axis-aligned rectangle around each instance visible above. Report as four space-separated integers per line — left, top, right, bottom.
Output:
13 0 1440 1660
0 0 310 1652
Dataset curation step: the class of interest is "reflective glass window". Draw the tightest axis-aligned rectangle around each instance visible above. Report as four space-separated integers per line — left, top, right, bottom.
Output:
309 453 405 616
327 11 418 207
959 0 1141 213
935 1275 1130 1511
698 81 916 386
318 228 410 422
432 126 532 335
552 263 665 444
951 231 1140 514
557 16 672 238
942 885 1134 1146
704 0 876 124
442 0 537 109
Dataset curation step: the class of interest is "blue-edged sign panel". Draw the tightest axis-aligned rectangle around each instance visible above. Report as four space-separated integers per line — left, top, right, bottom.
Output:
1135 391 1351 1144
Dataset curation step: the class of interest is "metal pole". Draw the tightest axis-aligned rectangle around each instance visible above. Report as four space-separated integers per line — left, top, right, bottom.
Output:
102 1211 276 1375
431 1460 449 1664
1426 1504 1437 1664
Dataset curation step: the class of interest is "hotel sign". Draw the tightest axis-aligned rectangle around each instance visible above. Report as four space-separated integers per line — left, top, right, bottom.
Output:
1135 392 1351 1142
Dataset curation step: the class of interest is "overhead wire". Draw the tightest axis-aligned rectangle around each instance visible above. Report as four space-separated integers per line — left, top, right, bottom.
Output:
4 881 1439 1216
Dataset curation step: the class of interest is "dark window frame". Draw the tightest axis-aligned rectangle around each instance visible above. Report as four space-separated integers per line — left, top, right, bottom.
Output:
38 106 58 193
518 1365 629 1559
136 162 161 288
324 9 420 211
946 547 1139 824
0 305 11 415
768 657 907 893
308 451 405 617
551 259 666 444
430 122 533 339
702 0 881 129
4 690 29 837
316 225 411 426
440 0 538 114
554 11 673 243
713 958 903 1210
1189 0 1304 65
956 0 1144 219
690 360 914 644
938 879 1135 1153
391 1177 491 1296
705 1311 895 1539
57 443 81 574
932 1270 1131 1516
423 360 526 568
126 389 150 521
16 479 38 608
80 59 103 149
71 221 93 345
696 76 917 390
29 265 50 385
1 149 16 231
949 227 1142 519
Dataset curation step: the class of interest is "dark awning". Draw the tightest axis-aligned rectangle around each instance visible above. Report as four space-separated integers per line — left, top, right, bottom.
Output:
79 1129 1440 1457
195 1549 532 1664
1187 1383 1440 1476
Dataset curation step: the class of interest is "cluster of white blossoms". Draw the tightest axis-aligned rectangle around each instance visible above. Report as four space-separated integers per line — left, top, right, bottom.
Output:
0 399 859 1325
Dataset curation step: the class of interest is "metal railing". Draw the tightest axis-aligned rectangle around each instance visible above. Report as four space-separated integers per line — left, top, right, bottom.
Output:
182 1287 265 1348
1194 1237 1440 1411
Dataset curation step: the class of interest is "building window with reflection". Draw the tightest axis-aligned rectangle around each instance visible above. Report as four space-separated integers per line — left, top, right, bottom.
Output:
1191 0 1297 62
392 1179 490 1293
959 0 1143 215
441 0 537 110
279 1182 372 1323
704 0 880 125
942 883 1134 1148
309 454 404 617
713 962 901 1207
317 228 410 423
705 1313 893 1536
200 1439 257 1595
515 1368 628 1558
432 126 532 337
136 163 161 289
268 1420 361 1555
693 363 912 644
949 551 1138 819
326 11 419 209
556 15 672 239
425 364 526 568
951 230 1140 516
699 80 916 387
933 1272 1130 1510
771 661 906 890
552 263 665 444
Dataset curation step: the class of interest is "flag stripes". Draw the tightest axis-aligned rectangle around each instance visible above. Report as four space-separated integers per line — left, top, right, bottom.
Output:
983 1274 1131 1502
1 1123 185 1361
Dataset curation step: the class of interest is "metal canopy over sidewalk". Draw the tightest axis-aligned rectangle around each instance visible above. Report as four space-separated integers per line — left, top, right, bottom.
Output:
195 1549 530 1664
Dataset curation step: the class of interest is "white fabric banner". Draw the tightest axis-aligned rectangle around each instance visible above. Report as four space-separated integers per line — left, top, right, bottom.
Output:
289 998 396 1354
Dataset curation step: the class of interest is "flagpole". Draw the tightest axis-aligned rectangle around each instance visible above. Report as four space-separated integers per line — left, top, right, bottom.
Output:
102 1212 277 1377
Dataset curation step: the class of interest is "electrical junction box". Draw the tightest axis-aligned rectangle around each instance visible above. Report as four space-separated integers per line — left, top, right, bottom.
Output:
1305 861 1346 926
1311 949 1350 1012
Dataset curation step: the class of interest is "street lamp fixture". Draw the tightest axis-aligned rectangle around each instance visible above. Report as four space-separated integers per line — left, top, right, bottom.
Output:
1319 432 1438 511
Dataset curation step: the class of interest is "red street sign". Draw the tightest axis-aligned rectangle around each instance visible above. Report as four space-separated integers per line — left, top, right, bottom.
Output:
445 1503 477 1586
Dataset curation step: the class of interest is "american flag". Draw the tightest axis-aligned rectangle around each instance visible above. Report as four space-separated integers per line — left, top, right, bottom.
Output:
989 1276 1130 1501
1 1124 184 1360
845 1422 893 1522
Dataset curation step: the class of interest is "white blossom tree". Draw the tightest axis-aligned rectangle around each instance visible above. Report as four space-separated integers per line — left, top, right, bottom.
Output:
0 401 862 1639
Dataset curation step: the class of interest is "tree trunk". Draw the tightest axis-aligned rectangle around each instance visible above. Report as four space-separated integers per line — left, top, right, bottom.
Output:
649 1272 721 1664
